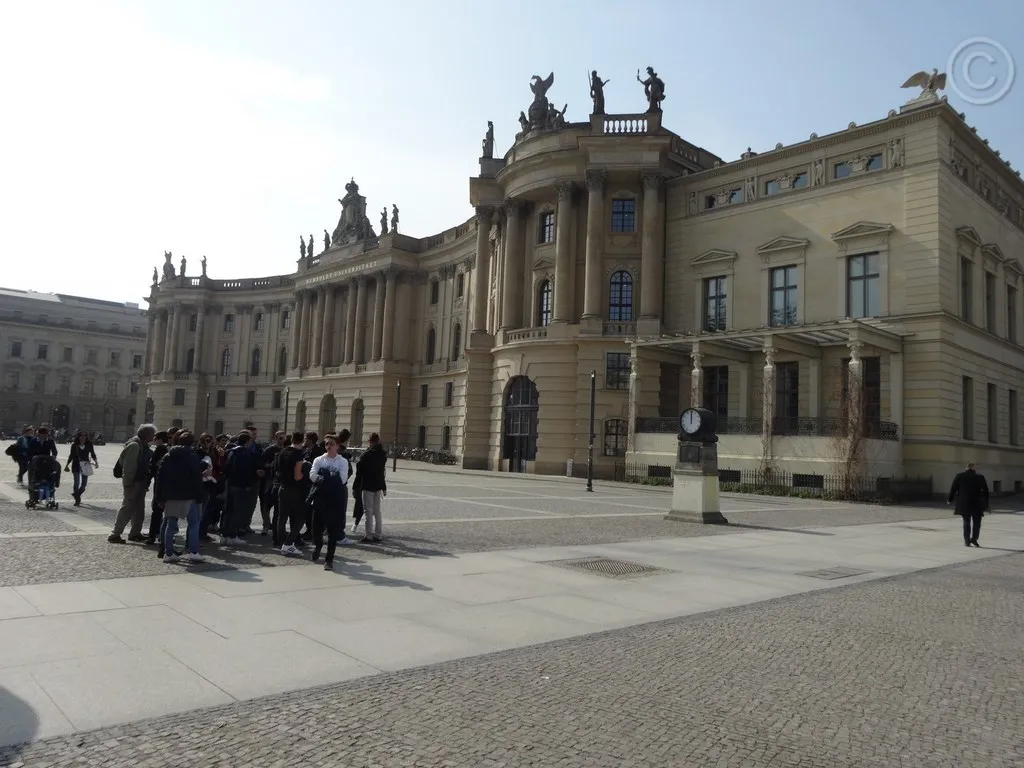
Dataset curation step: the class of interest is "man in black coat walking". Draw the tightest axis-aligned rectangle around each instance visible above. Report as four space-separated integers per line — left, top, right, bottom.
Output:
947 462 990 547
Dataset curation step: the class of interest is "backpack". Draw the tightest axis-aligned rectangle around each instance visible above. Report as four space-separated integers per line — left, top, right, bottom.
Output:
112 439 136 479
5 443 17 458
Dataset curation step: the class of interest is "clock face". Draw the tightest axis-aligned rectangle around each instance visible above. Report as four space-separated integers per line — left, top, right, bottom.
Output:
680 409 701 434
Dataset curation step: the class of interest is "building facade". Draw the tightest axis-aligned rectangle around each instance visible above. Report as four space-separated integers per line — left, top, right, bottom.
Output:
0 288 148 440
141 75 1024 491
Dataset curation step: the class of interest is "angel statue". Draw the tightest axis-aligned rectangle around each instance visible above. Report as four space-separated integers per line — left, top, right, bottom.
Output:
527 72 555 128
637 67 665 113
900 68 947 98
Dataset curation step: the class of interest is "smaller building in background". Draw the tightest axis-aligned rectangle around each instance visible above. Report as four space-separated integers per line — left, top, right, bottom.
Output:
0 288 147 441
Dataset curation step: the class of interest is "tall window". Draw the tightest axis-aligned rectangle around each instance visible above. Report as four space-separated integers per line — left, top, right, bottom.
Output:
769 266 798 326
987 383 998 443
774 361 799 433
444 381 454 407
538 211 555 244
419 384 429 408
960 257 972 322
254 312 265 331
441 425 452 451
278 346 288 376
603 418 628 457
189 314 198 332
425 328 436 364
451 323 462 360
220 348 232 376
605 352 630 390
536 280 552 326
245 390 256 409
37 343 48 360
842 357 882 430
610 198 635 233
173 388 185 406
429 280 440 305
223 314 235 332
62 346 73 363
272 390 282 409
702 366 729 422
281 309 291 329
1008 286 1017 343
456 273 465 298
703 277 727 331
185 348 195 374
1010 389 1019 446
962 376 974 440
984 272 997 332
847 252 880 318
417 425 426 449
215 389 226 407
609 271 633 321
250 347 261 376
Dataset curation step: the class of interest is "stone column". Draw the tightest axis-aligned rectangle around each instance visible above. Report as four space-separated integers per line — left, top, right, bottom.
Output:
582 169 607 322
353 276 369 364
310 288 326 367
807 358 822 418
237 305 252 376
193 305 206 373
344 279 358 363
889 351 904 442
371 273 386 362
150 311 165 375
382 269 399 361
736 362 751 418
690 343 703 408
166 307 182 373
626 347 639 454
298 291 313 368
144 313 156 375
471 206 493 333
553 183 575 323
500 199 525 330
847 340 864 432
639 173 665 323
320 287 336 366
289 293 304 369
761 343 776 442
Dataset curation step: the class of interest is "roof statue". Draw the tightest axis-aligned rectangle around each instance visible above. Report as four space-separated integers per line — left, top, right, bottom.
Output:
516 72 566 141
330 177 377 248
161 250 175 281
900 68 947 110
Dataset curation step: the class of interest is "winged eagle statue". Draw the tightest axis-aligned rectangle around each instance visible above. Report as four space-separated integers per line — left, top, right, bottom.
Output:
900 68 947 97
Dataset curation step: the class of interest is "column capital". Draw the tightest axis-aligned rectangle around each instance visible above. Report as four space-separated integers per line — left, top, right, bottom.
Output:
462 254 476 270
439 263 457 279
555 182 576 202
641 172 665 193
584 169 607 193
475 204 495 221
502 198 529 217
236 303 254 313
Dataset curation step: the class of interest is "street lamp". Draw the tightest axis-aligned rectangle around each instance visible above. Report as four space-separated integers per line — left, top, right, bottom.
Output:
392 380 401 472
283 386 291 434
586 369 596 493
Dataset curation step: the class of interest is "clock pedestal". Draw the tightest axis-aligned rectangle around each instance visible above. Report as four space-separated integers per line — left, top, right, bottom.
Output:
664 441 730 525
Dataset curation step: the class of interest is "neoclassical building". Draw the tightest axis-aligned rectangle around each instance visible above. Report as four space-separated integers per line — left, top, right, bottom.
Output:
0 288 148 440
141 72 1024 491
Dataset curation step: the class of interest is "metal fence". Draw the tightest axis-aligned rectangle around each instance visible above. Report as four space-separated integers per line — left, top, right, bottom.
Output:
614 462 933 502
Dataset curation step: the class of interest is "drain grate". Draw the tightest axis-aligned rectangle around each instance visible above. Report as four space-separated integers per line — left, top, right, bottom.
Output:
545 556 669 580
797 566 871 581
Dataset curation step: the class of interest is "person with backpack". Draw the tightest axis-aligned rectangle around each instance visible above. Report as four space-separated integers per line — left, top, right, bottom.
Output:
108 424 157 544
220 431 261 546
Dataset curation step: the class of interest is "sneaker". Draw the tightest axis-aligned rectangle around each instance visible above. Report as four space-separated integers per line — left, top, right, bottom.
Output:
164 553 181 563
260 528 271 536
108 534 126 544
188 553 206 564
281 544 300 557
226 537 246 546
127 534 145 543
337 537 354 546
323 560 333 571
372 536 382 543
360 536 373 543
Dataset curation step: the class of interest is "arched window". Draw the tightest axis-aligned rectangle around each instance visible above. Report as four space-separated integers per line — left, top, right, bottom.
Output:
603 418 628 457
451 323 462 360
250 347 261 376
609 271 633 322
220 348 233 376
536 280 552 327
425 327 436 364
441 424 452 451
277 345 288 376
185 348 195 374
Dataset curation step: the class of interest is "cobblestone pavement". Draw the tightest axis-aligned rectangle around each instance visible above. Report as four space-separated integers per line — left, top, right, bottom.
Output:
2 552 1020 767
0 505 76 535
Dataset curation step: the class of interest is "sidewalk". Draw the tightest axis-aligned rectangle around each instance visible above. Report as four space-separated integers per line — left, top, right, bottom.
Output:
1 513 1022 748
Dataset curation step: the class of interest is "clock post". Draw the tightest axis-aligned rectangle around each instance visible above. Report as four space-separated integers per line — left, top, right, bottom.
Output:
664 407 730 525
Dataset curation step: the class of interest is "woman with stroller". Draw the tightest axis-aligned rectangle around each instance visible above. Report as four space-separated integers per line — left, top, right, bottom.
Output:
63 430 98 506
308 434 350 571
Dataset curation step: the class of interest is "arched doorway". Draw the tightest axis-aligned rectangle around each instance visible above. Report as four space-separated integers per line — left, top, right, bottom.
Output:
350 398 364 446
502 376 539 472
295 400 307 433
319 394 337 435
144 398 155 423
53 404 70 430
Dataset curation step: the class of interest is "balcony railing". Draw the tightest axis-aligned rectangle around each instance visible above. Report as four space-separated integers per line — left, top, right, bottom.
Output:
634 416 899 442
602 322 636 336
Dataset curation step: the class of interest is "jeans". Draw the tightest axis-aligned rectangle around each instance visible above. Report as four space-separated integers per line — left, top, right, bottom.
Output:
162 502 202 556
72 471 89 497
362 490 383 538
311 503 342 564
276 486 305 546
962 513 982 543
222 486 258 539
112 483 149 538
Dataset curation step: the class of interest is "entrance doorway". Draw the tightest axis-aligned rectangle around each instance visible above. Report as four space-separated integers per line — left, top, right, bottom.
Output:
502 376 538 472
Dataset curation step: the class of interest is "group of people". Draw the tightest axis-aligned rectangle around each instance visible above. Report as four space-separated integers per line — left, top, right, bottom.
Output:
6 426 99 506
104 423 389 570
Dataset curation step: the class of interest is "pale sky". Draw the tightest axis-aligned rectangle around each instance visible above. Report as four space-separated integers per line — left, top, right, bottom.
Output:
1 0 1020 304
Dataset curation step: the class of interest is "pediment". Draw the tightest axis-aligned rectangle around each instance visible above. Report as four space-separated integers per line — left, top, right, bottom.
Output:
531 253 554 270
1004 258 1023 277
690 248 737 266
982 243 1006 262
756 236 810 256
955 226 983 247
830 221 894 243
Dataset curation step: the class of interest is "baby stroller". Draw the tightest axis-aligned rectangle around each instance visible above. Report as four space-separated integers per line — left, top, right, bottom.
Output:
26 454 61 510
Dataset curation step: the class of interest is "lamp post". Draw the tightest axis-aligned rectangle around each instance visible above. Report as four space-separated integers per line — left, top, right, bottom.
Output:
204 392 211 433
392 380 401 472
586 369 596 493
283 386 290 434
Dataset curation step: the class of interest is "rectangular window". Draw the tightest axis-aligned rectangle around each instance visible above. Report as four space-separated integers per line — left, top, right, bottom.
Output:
272 390 282 409
1008 286 1017 342
444 381 454 407
441 426 451 451
962 376 974 440
537 211 555 243
33 373 45 393
281 309 291 329
213 420 224 435
106 379 118 396
417 425 426 449
37 343 48 360
960 257 972 322
456 273 465 298
270 421 281 435
215 389 226 408
189 314 198 332
610 198 635 233
109 351 120 367
703 276 727 332
83 378 95 396
254 312 265 331
702 366 729 422
603 419 628 457
10 341 22 358
129 381 139 395
769 266 798 327
1010 389 1019 445
62 346 73 363
223 314 235 332
131 353 143 369
985 272 997 332
86 349 97 365
245 390 256 409
987 383 998 443
605 352 631 390
847 253 880 318
428 280 439 305
58 375 70 395
173 388 185 406
419 384 428 408
763 173 808 196
774 361 799 434
111 323 120 334
6 371 19 390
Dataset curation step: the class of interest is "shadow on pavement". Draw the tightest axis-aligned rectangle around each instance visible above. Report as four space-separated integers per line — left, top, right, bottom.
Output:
0 685 38 755
724 522 835 537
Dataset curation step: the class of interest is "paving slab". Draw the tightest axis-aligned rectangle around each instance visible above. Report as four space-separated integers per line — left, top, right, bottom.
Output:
14 581 127 615
0 587 40 620
0 613 128 669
